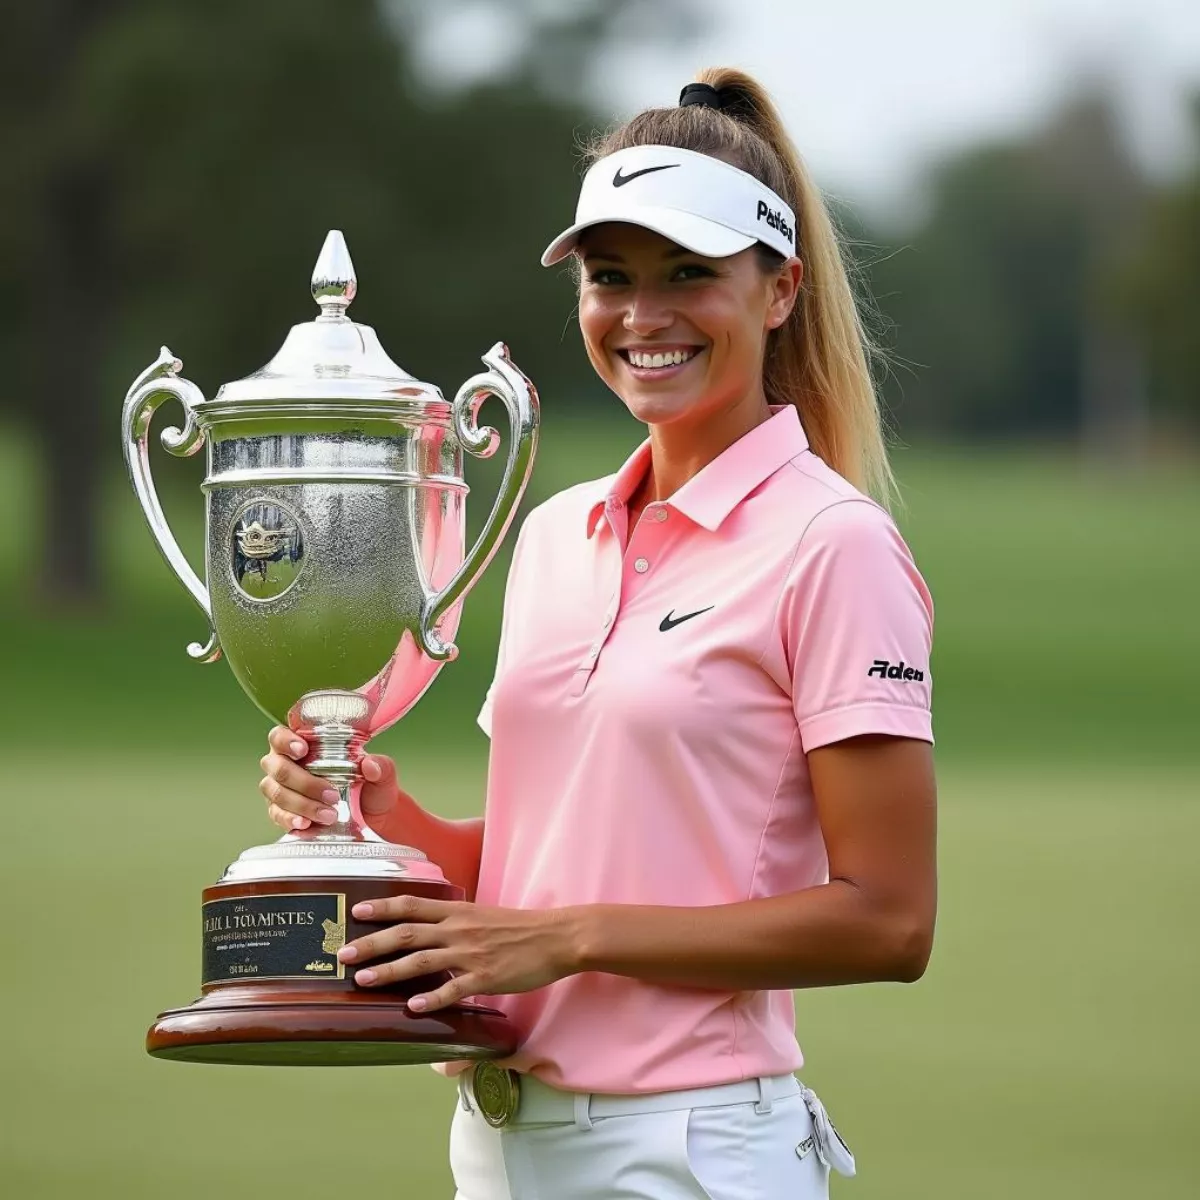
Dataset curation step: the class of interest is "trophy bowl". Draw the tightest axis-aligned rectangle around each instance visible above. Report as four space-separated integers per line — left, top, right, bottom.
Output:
121 231 537 1065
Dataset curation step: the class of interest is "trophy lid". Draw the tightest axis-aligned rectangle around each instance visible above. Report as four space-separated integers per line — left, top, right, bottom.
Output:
203 230 444 410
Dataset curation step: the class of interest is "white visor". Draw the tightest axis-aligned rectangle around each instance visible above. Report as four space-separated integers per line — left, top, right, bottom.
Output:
541 144 797 267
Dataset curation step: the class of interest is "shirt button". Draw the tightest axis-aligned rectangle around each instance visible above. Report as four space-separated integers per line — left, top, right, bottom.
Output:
653 508 668 522
633 557 650 574
603 614 614 629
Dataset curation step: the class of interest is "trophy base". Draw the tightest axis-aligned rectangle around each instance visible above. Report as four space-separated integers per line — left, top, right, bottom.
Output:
147 875 517 1066
147 995 515 1066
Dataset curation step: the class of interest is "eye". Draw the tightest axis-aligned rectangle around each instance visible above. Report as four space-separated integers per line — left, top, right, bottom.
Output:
672 263 717 281
585 268 629 286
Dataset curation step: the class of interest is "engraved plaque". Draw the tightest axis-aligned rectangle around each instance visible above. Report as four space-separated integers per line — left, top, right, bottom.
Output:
202 893 345 985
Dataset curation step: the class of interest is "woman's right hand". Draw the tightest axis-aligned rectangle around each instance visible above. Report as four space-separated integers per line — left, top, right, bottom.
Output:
259 726 400 833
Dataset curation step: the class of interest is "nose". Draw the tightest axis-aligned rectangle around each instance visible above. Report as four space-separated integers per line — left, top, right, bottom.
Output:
622 286 673 337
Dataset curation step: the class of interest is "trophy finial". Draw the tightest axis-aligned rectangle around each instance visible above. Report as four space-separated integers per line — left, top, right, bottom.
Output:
311 229 357 320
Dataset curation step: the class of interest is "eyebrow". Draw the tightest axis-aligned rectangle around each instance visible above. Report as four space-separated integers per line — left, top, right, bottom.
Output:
581 245 696 264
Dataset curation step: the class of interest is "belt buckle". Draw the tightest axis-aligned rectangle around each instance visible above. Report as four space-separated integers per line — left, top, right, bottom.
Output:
472 1061 520 1128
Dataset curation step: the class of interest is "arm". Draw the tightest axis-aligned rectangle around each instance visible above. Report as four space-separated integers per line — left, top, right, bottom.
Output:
339 734 936 1005
564 734 937 989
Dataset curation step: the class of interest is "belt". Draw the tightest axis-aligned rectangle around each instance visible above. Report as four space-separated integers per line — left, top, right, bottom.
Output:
465 1062 801 1129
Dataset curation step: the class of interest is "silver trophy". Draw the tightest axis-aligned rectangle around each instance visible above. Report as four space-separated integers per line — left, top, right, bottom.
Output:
122 231 537 1065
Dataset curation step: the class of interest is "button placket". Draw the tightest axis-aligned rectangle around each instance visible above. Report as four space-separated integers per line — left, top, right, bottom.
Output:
571 567 622 697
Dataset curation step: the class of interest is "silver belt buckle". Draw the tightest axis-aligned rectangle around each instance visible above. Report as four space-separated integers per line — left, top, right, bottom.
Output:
472 1061 521 1128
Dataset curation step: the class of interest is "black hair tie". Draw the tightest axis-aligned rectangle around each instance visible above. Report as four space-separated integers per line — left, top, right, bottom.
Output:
678 83 722 110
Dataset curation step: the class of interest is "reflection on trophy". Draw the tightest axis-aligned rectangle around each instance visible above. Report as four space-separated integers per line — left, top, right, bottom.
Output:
120 230 537 1065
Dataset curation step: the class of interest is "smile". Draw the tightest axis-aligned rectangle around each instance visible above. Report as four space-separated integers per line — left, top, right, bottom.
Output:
617 347 704 373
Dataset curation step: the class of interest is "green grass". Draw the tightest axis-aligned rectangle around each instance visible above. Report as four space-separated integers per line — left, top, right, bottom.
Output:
3 756 1196 1198
2 425 1198 1194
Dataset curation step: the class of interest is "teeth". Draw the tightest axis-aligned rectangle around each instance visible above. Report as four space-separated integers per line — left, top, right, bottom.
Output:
628 349 695 369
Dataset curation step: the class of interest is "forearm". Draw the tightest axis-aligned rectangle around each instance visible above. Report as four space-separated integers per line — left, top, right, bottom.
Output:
375 804 485 901
564 881 933 991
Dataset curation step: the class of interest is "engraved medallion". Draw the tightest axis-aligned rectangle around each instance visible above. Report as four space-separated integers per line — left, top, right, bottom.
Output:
230 500 306 601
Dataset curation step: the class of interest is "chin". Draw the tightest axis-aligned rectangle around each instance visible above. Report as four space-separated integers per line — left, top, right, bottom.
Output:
620 391 704 428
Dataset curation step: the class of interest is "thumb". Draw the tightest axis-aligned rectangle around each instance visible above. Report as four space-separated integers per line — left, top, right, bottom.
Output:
359 754 399 815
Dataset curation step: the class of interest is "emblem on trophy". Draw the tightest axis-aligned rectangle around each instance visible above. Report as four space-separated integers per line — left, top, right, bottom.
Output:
120 230 538 1065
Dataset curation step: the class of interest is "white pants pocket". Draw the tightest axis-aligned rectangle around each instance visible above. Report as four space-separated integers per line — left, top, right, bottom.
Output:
683 1095 831 1200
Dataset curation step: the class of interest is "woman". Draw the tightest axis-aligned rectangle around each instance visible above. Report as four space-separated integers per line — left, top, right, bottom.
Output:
259 68 937 1200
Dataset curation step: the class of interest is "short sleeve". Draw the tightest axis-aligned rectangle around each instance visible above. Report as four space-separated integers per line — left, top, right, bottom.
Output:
778 499 934 751
477 515 532 738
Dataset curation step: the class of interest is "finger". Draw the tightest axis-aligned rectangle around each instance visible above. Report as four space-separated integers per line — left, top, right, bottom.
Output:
268 726 309 760
267 803 311 832
351 894 454 923
360 755 399 815
407 975 480 1013
361 755 390 784
260 752 337 805
259 775 338 826
338 922 435 964
350 948 460 989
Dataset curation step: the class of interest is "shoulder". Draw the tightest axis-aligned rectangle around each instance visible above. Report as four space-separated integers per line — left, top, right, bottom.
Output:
757 450 903 554
765 455 924 596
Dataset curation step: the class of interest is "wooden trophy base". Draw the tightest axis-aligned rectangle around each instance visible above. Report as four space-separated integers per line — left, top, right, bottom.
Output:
147 876 517 1066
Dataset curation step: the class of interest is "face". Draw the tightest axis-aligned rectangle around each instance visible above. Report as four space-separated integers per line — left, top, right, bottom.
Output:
576 223 801 432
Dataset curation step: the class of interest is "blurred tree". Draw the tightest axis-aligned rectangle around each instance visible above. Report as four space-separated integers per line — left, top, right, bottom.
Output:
0 0 695 605
870 139 1090 439
1122 94 1200 436
867 86 1153 450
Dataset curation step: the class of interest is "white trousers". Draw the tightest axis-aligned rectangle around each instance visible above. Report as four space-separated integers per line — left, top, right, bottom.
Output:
450 1072 852 1200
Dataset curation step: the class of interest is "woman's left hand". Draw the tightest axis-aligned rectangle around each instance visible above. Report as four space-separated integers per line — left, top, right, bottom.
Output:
337 895 578 1013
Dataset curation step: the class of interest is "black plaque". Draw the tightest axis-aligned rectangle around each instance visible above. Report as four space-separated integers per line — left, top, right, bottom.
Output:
202 893 346 985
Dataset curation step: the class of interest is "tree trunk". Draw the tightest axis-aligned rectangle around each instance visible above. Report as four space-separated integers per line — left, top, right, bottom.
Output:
31 0 121 607
34 160 114 608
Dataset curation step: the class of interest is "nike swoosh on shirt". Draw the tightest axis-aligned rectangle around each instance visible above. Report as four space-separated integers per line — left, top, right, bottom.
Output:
659 607 714 632
613 164 680 187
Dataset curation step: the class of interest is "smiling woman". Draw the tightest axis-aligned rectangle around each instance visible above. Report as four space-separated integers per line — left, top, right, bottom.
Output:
260 66 937 1200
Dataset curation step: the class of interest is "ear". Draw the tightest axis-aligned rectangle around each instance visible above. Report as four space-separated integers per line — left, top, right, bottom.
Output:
765 257 803 330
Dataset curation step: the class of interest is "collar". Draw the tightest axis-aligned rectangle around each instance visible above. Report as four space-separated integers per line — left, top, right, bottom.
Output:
585 405 809 538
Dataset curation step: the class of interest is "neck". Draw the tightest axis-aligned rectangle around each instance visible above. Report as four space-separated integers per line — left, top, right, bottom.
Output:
637 390 772 506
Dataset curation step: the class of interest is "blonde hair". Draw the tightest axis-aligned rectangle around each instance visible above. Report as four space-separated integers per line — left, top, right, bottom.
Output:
585 67 897 508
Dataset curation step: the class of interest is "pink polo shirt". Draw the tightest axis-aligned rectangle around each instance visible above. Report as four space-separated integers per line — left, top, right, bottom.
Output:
466 404 933 1094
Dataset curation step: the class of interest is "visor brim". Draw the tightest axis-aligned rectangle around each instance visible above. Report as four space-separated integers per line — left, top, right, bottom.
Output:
541 208 757 267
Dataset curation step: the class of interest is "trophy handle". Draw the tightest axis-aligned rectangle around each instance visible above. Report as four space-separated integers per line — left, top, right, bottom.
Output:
418 342 539 661
121 347 221 662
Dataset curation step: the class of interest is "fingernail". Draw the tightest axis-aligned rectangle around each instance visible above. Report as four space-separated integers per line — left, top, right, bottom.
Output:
355 969 377 985
291 740 306 756
316 808 337 825
291 816 310 830
363 759 379 780
321 789 339 804
352 902 374 918
337 946 358 962
409 996 428 1011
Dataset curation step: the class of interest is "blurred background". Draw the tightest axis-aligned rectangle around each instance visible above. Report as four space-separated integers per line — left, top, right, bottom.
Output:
2 1 1197 1196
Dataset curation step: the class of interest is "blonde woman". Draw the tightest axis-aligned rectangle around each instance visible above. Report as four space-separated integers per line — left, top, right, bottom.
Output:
260 69 938 1199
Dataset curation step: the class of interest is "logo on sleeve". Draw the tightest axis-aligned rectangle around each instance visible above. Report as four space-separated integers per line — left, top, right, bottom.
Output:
868 659 925 682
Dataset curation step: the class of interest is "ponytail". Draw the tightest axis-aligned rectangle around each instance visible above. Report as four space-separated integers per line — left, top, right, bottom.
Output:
585 69 898 509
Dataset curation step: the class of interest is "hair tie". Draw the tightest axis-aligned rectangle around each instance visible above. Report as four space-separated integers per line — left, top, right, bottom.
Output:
678 83 722 110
